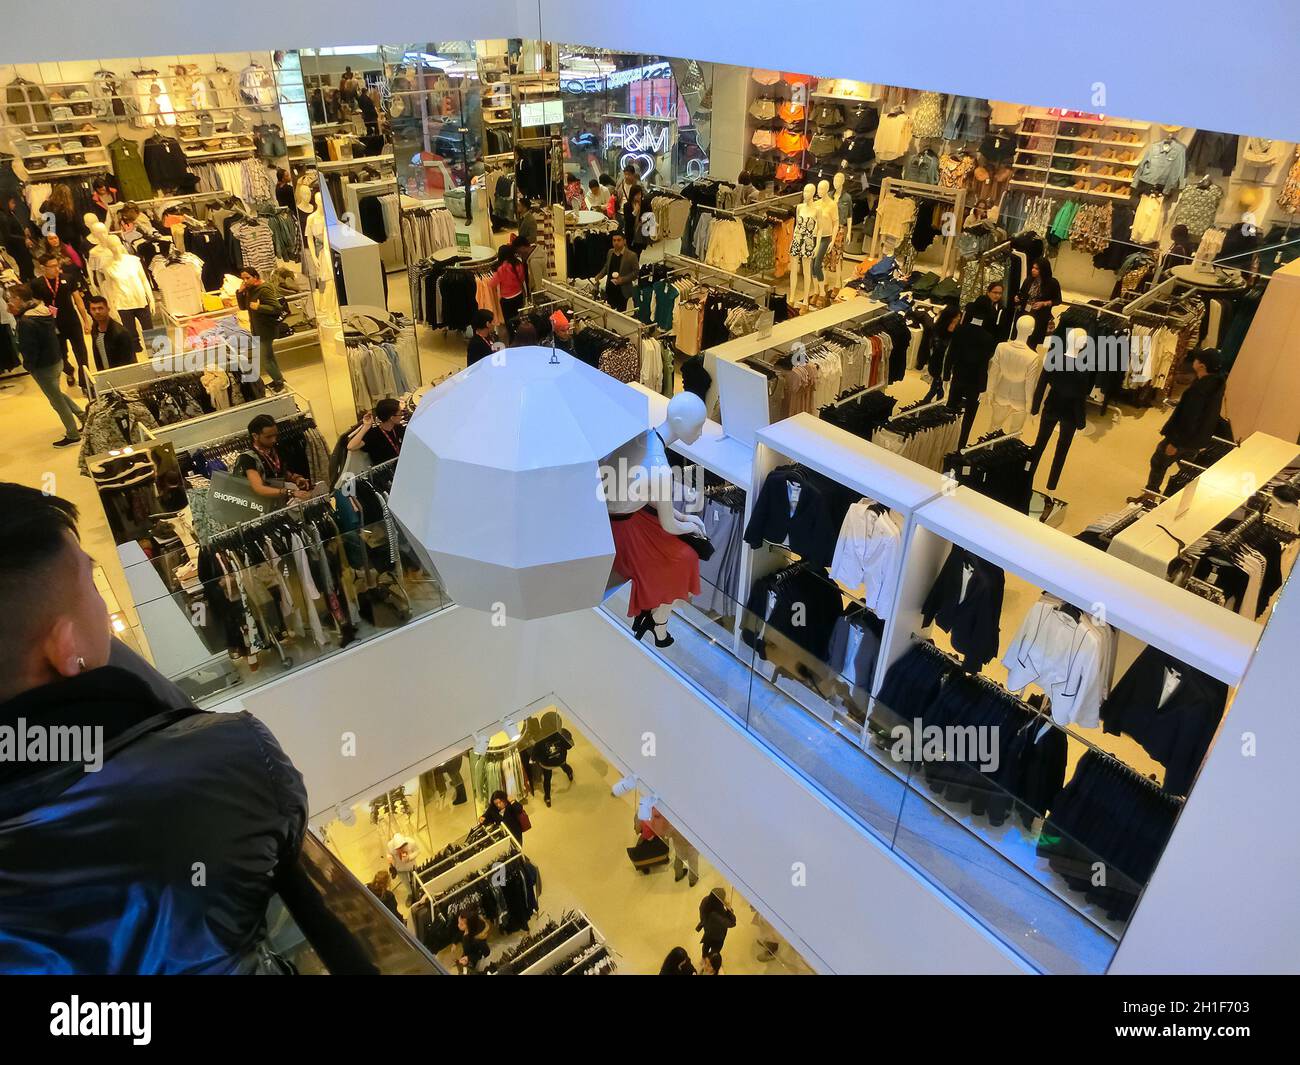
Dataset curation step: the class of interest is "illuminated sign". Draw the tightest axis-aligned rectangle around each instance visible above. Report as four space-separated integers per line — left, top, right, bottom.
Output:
561 61 673 95
603 118 673 156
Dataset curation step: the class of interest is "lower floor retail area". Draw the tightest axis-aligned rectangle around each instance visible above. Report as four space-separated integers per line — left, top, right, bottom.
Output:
316 705 814 975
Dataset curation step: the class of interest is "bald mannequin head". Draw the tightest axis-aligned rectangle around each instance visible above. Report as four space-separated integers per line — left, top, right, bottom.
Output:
0 484 111 702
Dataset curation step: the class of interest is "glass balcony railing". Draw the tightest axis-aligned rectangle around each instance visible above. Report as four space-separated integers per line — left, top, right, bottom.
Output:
265 830 448 974
120 513 450 706
600 569 1150 975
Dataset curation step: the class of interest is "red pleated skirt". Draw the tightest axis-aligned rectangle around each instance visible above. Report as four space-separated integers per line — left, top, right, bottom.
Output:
610 508 701 616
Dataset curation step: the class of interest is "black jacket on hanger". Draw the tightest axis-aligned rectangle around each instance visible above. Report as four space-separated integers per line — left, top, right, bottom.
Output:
920 546 1005 669
1100 647 1228 795
743 468 836 567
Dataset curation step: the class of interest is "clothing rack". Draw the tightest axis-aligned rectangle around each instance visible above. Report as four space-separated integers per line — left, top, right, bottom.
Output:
911 638 1180 800
417 825 521 901
535 278 645 347
870 178 968 277
664 253 774 306
206 493 335 547
961 428 1020 454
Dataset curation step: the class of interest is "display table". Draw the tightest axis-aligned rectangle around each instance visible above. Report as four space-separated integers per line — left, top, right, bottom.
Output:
1169 263 1245 289
1108 431 1300 578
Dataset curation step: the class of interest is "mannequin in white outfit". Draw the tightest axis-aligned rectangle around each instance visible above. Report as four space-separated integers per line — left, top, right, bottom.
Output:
304 193 336 323
790 184 819 307
987 314 1044 433
100 235 155 342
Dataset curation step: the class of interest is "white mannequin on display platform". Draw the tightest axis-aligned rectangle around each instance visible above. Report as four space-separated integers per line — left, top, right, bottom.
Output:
987 314 1044 433
813 179 837 302
85 220 113 295
100 233 155 344
304 192 337 324
790 184 819 307
603 391 708 648
821 173 848 291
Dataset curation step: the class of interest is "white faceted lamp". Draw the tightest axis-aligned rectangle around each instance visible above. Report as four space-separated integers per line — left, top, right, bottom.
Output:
388 347 648 620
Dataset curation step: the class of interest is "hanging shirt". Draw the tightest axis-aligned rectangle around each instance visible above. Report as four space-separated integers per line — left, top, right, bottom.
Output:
829 501 901 618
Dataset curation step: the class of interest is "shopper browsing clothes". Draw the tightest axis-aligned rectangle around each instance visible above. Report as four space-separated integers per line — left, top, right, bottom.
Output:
490 238 530 337
466 308 500 366
387 833 422 901
346 397 406 465
696 887 737 962
5 285 84 447
368 870 402 921
235 413 314 501
236 267 288 392
0 482 309 974
1145 349 1226 494
480 790 530 843
456 911 491 972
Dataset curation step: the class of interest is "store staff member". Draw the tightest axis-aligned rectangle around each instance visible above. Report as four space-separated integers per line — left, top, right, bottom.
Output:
87 295 137 367
594 231 639 312
234 414 313 501
31 253 91 388
346 397 405 464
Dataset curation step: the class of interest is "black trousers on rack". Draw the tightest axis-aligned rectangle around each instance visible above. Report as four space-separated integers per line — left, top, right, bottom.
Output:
1031 403 1077 492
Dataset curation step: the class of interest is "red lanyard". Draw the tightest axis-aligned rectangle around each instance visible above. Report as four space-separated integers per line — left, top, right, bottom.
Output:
255 446 282 477
380 426 400 453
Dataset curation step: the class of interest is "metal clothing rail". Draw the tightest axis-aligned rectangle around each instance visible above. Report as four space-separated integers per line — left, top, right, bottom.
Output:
536 278 645 346
664 253 774 304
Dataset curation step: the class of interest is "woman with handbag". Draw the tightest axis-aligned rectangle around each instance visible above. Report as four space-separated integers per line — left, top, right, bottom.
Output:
480 790 529 843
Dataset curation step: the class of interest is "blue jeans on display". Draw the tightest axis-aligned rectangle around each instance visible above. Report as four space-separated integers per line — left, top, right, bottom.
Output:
30 361 84 438
812 236 831 281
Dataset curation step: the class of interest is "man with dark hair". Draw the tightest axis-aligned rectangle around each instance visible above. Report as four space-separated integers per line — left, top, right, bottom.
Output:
6 283 84 446
1145 348 1226 494
0 482 309 974
594 230 639 312
234 413 313 500
615 162 640 211
466 308 497 367
87 294 137 367
236 266 287 392
31 252 92 389
345 397 405 464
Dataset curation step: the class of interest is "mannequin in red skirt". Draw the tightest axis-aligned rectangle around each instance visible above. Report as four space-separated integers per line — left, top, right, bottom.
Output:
602 393 708 647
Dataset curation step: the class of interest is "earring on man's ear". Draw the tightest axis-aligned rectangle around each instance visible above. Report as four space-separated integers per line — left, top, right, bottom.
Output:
77 657 86 672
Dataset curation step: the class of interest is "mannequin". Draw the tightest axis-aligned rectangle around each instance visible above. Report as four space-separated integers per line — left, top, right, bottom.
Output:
304 192 336 323
810 179 837 302
789 184 819 307
987 315 1044 433
1029 327 1092 493
819 172 849 291
603 392 708 647
85 220 113 295
99 234 155 342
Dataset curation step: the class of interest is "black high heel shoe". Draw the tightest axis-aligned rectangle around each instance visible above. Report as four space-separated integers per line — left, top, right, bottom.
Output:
652 626 674 648
632 611 654 640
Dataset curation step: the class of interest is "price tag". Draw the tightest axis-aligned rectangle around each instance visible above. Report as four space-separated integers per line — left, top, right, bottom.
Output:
455 231 471 250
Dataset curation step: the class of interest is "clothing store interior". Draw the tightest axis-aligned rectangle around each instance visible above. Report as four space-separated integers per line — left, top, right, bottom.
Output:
2 31 1298 976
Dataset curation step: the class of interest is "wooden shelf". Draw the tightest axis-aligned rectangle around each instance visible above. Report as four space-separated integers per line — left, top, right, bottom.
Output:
21 162 108 176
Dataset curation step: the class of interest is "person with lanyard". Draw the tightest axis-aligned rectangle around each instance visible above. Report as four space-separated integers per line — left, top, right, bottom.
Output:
345 397 405 465
31 253 91 391
86 295 137 367
489 238 529 338
236 267 288 392
233 414 313 502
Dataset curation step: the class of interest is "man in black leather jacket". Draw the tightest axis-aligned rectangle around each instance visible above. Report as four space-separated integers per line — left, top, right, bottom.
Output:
1145 349 1226 494
0 482 308 975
